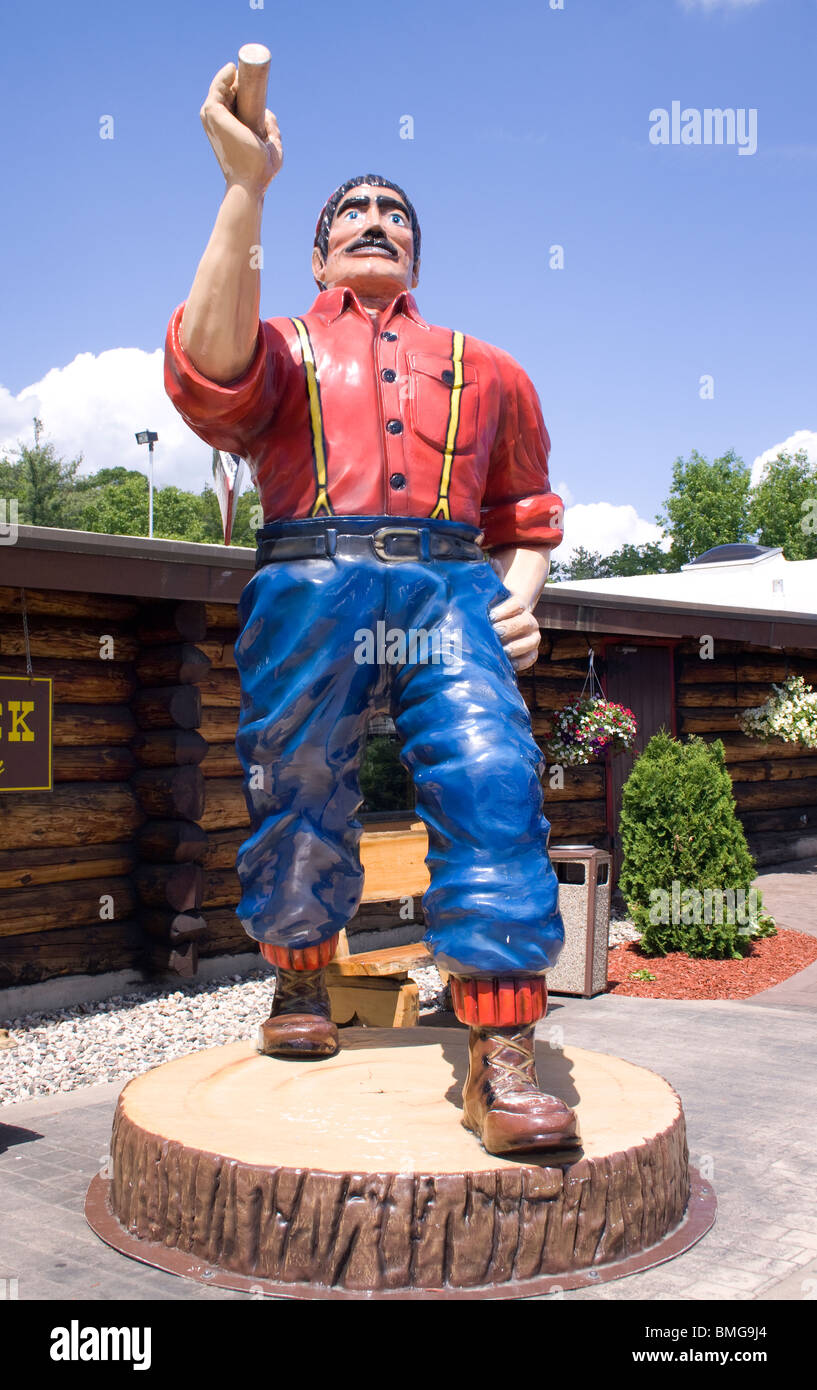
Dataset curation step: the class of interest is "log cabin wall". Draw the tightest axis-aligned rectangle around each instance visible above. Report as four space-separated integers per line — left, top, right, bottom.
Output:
673 638 817 867
2 530 817 992
0 584 144 987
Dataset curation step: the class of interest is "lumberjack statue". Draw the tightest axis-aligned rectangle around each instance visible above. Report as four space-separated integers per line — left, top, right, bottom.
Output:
164 48 580 1156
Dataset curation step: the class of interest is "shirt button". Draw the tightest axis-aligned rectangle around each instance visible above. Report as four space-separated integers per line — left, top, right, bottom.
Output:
390 472 407 489
386 419 403 434
441 369 455 385
381 331 398 342
381 368 397 383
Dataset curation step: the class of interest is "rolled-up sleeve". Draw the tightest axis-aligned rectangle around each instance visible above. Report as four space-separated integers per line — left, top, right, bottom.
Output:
479 349 564 551
163 302 279 456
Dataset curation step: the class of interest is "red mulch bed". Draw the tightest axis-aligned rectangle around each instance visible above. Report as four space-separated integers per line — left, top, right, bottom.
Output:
607 927 817 1000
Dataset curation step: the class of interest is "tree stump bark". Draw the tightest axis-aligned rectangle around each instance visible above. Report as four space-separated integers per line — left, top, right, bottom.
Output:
93 1031 696 1297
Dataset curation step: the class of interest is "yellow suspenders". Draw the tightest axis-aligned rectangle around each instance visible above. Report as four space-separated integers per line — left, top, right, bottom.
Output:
291 317 333 517
430 331 465 521
292 318 466 523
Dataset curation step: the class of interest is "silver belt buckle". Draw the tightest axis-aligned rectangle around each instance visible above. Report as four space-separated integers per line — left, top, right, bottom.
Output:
372 525 425 561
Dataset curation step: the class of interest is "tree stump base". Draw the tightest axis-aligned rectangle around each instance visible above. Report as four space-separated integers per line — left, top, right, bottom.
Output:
86 1028 715 1298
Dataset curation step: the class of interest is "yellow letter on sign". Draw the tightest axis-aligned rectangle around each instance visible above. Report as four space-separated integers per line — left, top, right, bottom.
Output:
8 701 35 742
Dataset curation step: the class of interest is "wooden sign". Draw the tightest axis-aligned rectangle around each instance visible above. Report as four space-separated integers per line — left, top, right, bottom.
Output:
0 676 53 792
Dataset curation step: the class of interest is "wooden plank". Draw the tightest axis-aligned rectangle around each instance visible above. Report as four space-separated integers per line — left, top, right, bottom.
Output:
0 657 134 703
327 977 420 1027
0 784 144 850
197 636 237 669
53 745 137 782
359 824 429 901
0 618 139 662
677 683 784 709
325 942 432 979
204 603 240 630
200 742 243 779
677 708 742 734
202 867 241 909
199 707 239 742
198 669 241 708
0 877 137 937
0 842 135 890
0 922 144 988
0 587 138 621
724 756 817 784
731 778 817 811
53 704 136 747
199 779 249 831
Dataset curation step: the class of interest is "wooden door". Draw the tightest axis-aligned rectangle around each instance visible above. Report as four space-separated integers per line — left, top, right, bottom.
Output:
603 644 675 879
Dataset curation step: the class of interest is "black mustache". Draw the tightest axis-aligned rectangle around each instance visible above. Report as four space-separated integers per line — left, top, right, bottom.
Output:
347 236 398 258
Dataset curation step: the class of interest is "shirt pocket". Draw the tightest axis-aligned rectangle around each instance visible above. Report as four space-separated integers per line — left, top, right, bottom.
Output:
406 352 479 454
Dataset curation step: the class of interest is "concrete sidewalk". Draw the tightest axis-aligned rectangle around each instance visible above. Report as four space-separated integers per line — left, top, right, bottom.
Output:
1 860 814 1303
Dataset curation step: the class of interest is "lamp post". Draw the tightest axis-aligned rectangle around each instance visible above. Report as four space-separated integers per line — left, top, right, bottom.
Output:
135 430 159 538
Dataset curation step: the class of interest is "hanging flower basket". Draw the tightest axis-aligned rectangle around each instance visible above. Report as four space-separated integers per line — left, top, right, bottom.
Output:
548 697 638 767
739 675 817 749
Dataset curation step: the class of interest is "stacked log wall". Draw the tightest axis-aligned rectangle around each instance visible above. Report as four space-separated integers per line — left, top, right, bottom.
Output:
0 587 144 987
129 601 211 977
196 602 250 960
674 638 817 865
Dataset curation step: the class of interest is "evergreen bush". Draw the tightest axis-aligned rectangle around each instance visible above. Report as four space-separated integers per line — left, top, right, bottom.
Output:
618 731 776 958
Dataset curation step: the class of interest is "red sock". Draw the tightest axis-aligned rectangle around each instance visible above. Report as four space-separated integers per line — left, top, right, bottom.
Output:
259 933 339 971
450 975 548 1027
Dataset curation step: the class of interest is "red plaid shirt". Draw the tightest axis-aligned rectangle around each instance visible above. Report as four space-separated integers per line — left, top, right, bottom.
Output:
164 287 563 551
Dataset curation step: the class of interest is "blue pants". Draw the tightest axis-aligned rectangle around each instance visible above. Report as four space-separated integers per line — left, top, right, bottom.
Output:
233 519 564 979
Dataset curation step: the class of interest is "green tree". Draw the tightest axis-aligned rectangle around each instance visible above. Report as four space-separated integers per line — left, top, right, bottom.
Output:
360 736 414 812
0 418 83 527
549 546 606 580
603 541 680 577
748 449 817 560
618 732 775 959
80 470 149 536
657 448 752 565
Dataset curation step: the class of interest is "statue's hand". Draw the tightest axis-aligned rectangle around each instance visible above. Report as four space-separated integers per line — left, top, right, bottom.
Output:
200 62 283 195
489 595 541 672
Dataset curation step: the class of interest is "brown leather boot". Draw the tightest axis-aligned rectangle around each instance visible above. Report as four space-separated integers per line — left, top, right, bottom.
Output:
257 936 340 1059
451 975 581 1157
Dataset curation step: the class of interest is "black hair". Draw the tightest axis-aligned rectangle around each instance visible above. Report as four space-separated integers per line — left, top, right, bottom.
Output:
313 174 421 288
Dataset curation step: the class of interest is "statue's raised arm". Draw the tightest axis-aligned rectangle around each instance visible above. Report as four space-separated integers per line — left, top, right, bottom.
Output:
180 47 282 384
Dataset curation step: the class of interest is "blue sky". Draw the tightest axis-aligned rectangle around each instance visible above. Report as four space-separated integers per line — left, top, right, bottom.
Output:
1 0 815 554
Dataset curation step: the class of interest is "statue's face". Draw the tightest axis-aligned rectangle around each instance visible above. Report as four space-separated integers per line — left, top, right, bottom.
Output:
312 182 419 298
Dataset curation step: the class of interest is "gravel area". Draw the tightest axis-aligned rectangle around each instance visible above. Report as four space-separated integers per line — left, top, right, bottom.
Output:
0 963 449 1107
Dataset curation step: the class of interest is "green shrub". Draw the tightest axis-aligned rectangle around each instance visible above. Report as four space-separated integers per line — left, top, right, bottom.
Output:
618 732 776 958
360 735 414 813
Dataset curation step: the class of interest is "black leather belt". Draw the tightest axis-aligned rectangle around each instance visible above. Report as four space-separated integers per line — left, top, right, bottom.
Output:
255 519 485 569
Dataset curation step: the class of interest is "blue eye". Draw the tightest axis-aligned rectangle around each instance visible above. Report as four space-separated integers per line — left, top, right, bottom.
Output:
390 213 405 224
346 210 359 219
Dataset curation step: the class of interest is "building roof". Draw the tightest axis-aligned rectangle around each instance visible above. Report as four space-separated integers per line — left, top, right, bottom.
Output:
550 547 817 617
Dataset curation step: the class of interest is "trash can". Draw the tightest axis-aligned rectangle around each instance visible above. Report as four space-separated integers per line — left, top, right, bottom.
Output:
546 845 611 998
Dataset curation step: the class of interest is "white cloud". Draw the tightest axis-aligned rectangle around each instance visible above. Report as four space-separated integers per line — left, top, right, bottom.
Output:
0 347 215 493
751 429 817 486
560 501 666 559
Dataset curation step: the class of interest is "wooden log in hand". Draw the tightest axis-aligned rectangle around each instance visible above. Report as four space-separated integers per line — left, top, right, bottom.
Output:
236 43 271 139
